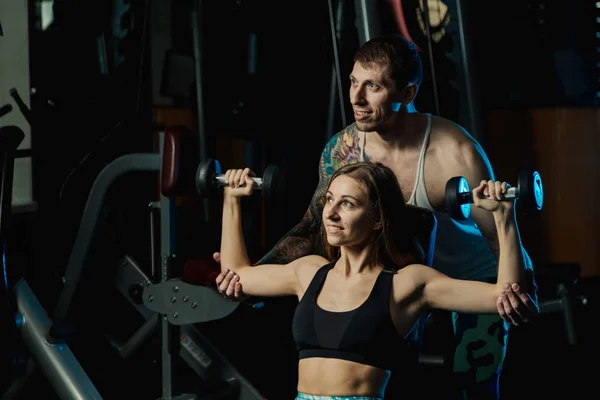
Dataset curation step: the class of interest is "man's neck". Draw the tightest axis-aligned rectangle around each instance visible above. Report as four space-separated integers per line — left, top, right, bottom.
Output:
369 110 427 151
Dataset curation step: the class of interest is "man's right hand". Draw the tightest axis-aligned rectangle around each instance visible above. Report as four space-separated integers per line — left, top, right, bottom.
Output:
213 252 248 301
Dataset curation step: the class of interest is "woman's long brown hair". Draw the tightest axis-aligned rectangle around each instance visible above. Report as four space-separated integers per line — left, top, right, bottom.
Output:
320 162 426 270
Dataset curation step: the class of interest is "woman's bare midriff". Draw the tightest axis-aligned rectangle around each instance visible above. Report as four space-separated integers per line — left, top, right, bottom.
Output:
297 358 390 397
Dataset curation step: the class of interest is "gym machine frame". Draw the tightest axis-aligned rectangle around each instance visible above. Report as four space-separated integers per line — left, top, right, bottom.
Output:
10 130 266 399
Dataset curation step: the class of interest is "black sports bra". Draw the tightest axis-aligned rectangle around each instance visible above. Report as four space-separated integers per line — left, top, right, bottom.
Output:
292 262 408 371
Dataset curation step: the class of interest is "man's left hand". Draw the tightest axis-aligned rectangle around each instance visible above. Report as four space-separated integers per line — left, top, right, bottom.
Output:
496 284 539 326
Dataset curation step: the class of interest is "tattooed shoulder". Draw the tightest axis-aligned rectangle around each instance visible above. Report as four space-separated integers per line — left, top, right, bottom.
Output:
322 124 363 176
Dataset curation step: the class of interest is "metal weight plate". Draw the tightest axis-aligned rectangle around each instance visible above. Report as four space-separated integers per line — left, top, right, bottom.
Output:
261 164 280 203
445 176 471 220
196 158 216 197
518 169 544 212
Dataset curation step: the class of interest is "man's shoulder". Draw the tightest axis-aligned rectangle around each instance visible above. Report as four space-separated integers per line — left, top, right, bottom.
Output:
428 116 492 177
429 116 485 155
430 115 476 143
321 123 362 169
325 123 359 148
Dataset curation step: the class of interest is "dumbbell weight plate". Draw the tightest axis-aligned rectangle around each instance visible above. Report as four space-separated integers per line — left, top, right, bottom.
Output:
196 158 222 197
261 164 280 203
518 169 543 212
445 176 471 220
196 158 215 197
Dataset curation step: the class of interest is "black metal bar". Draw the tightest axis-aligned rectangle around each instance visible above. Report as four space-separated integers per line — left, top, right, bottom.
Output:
191 0 211 224
14 280 103 399
421 1 440 115
16 149 32 158
0 104 12 119
53 153 161 322
9 88 32 126
0 127 25 258
328 0 347 130
0 126 25 395
455 0 484 143
354 0 382 44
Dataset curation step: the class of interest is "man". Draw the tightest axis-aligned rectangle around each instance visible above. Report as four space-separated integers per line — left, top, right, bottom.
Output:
215 35 538 399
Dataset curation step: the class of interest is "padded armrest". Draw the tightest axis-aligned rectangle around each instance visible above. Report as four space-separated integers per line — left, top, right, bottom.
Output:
161 126 199 197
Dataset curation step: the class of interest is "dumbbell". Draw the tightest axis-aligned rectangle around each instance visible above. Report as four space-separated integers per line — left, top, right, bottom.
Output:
445 169 544 220
195 158 282 202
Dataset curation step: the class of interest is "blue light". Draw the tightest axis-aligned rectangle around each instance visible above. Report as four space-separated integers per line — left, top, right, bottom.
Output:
2 242 5 275
2 239 8 309
459 178 471 219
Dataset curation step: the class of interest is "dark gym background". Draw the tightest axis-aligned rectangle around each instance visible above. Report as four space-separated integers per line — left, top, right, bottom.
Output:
2 0 599 399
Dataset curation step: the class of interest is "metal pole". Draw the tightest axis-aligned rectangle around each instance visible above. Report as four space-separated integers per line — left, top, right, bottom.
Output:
158 131 181 399
191 0 211 224
53 154 161 322
455 0 484 143
191 0 207 162
328 0 347 131
109 317 157 360
354 0 382 45
159 132 172 398
557 284 577 346
421 0 440 116
15 279 103 400
149 202 158 281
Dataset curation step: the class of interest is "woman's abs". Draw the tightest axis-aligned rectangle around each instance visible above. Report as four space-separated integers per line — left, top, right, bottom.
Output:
297 358 389 397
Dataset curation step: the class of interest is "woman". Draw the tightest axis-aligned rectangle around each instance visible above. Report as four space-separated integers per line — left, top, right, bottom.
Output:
220 161 527 400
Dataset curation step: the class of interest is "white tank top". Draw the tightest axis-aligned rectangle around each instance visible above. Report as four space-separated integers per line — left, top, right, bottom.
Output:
360 115 498 281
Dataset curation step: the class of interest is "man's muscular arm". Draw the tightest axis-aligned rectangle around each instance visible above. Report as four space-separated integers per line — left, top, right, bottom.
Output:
456 133 534 271
449 123 539 321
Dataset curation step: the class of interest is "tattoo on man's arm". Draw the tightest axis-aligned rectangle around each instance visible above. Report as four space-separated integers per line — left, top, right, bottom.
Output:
255 214 320 265
256 130 354 265
255 192 325 265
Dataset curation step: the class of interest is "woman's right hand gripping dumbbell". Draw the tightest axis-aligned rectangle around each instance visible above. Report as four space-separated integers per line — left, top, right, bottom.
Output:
223 168 257 198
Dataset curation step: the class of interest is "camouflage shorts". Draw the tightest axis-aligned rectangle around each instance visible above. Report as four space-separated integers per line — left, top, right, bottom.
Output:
452 311 509 398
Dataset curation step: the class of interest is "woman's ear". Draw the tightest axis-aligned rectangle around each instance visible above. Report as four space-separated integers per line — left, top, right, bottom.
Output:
373 220 383 230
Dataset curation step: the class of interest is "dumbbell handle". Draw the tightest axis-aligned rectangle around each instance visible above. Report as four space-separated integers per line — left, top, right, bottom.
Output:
458 187 518 203
215 175 263 189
